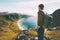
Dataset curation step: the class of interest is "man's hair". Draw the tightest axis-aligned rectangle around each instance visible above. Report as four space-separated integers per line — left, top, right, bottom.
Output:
38 4 44 10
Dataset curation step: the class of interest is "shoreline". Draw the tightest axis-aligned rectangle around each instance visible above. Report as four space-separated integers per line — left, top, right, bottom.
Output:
17 19 25 30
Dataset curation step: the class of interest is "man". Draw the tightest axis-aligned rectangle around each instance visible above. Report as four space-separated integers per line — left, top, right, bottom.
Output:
37 4 47 40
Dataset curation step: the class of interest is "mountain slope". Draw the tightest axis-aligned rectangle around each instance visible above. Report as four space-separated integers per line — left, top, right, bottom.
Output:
0 12 20 40
52 9 60 27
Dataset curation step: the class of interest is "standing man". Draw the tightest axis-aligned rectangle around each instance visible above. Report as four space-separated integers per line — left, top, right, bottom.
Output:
37 4 46 40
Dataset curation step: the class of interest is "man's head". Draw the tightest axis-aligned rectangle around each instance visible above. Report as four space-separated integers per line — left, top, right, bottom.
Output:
38 4 44 10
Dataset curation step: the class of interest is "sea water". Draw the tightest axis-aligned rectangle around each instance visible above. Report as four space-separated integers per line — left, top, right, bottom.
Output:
19 16 37 30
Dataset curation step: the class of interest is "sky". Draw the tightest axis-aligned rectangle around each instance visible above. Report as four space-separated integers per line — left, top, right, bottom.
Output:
0 0 60 16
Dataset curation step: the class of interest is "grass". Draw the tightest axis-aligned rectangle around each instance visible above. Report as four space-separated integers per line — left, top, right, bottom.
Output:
0 14 19 40
0 21 19 40
44 28 60 40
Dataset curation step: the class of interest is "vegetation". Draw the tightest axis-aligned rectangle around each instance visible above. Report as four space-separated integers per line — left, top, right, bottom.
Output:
44 28 60 40
27 30 37 36
0 13 20 40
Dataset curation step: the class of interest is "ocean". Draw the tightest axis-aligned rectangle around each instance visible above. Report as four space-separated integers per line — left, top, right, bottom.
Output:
18 16 37 30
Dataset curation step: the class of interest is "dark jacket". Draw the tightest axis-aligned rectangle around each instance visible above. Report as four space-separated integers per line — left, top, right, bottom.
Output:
38 10 51 27
38 10 45 27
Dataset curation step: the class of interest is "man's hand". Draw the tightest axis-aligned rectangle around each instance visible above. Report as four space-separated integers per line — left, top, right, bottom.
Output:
37 26 40 29
43 25 46 29
36 26 40 31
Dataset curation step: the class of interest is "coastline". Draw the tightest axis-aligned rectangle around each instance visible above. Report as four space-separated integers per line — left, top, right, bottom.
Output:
17 19 25 30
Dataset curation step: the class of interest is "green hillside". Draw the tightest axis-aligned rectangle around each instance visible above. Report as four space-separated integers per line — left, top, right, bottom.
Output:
0 13 20 40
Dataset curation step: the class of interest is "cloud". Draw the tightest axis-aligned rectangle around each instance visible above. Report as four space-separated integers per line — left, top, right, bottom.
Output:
0 1 40 15
0 0 60 15
44 2 60 14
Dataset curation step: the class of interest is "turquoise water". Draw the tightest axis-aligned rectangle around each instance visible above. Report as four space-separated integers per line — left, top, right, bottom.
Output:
20 16 37 29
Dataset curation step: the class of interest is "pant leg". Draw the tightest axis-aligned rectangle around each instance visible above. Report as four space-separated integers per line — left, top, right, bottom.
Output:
38 28 44 40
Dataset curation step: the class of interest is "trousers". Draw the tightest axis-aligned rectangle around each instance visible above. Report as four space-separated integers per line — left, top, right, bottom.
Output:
38 27 44 40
